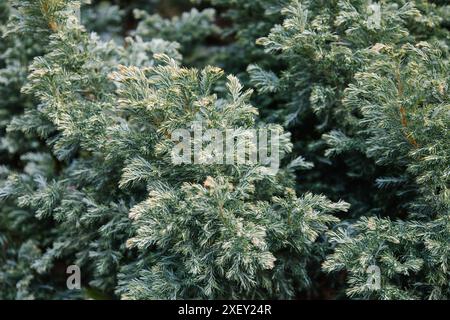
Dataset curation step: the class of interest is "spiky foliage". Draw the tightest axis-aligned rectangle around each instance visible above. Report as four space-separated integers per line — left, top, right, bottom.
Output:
250 0 449 212
106 60 349 299
0 0 64 300
1 0 448 301
241 0 449 299
254 0 448 126
134 7 218 48
200 0 284 72
1 0 181 298
1 0 349 299
323 44 449 299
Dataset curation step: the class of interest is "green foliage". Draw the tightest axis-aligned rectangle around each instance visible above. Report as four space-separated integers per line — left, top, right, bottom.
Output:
323 44 449 299
0 0 60 300
104 60 349 298
1 0 349 299
0 0 448 300
134 7 218 48
323 214 449 299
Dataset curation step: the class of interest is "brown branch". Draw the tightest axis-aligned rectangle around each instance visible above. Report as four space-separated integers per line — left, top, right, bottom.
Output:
41 1 59 32
396 69 419 148
48 21 58 32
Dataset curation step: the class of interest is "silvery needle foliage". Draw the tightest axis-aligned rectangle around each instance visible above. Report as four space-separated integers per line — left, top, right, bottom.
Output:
1 0 349 299
1 0 448 300
323 44 449 299
1 0 179 298
108 60 349 299
245 0 448 299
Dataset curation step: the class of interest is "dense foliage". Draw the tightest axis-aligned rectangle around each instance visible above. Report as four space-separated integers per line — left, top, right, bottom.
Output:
0 0 448 300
